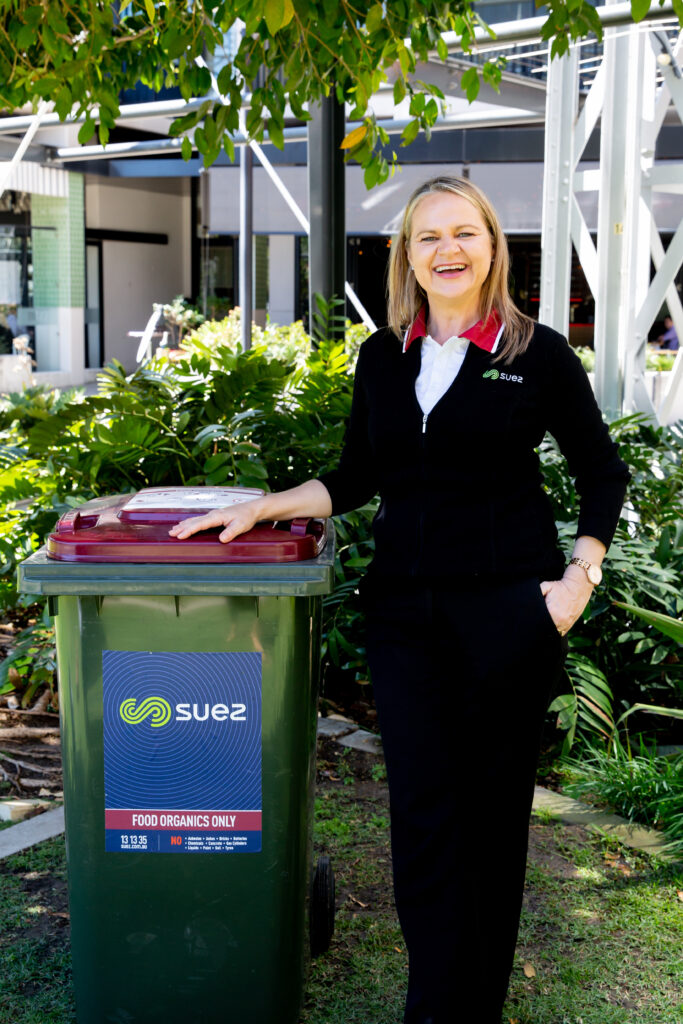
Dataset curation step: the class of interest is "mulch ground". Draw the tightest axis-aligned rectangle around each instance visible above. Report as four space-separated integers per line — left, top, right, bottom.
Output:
0 605 62 801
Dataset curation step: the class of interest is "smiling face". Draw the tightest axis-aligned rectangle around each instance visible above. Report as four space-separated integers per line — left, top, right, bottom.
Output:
406 191 494 319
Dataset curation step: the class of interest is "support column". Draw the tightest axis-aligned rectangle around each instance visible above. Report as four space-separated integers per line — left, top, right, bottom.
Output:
593 17 642 415
307 96 346 340
539 47 578 335
239 145 253 351
623 32 655 414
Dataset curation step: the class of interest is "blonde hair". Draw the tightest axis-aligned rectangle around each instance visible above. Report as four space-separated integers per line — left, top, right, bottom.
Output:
387 176 533 363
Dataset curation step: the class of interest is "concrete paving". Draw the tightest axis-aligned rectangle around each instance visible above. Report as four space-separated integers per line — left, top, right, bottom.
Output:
317 716 359 738
0 798 52 823
338 729 383 754
0 805 64 859
532 785 677 862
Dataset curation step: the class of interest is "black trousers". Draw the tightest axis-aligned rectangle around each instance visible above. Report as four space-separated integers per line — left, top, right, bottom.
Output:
363 576 567 1024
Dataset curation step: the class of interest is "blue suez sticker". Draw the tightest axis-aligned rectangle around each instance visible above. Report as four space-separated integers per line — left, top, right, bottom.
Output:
102 650 262 853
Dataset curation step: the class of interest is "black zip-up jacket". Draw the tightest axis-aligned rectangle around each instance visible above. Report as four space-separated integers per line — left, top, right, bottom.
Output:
317 322 630 582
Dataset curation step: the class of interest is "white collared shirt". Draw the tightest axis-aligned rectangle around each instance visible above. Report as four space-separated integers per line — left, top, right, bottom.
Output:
415 334 469 416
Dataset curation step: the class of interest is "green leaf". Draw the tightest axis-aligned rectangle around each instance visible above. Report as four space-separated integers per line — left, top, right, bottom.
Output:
649 644 670 665
364 158 380 190
400 118 420 146
397 43 411 78
617 702 683 724
366 3 384 34
268 120 284 150
204 452 230 473
630 0 651 20
204 114 217 147
78 118 97 145
144 0 156 23
393 77 406 105
16 24 35 50
264 0 292 35
437 36 449 62
194 125 207 153
236 459 268 479
613 601 683 644
181 136 192 161
205 465 231 485
203 145 221 168
461 67 480 103
217 64 234 98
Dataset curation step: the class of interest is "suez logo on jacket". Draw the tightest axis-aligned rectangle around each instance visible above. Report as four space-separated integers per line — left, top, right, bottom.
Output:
482 368 523 383
119 696 246 727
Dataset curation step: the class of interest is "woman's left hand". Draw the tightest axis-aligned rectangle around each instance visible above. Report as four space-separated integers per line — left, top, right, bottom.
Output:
540 574 594 636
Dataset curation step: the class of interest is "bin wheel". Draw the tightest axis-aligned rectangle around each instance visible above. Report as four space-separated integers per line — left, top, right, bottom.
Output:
310 854 335 957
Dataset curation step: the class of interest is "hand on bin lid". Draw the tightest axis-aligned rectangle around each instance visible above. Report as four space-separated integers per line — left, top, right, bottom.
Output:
46 488 327 564
117 486 267 524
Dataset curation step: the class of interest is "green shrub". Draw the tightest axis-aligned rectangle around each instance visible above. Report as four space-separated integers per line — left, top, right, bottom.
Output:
574 346 677 373
0 319 370 708
540 414 682 752
0 330 681 746
559 738 683 855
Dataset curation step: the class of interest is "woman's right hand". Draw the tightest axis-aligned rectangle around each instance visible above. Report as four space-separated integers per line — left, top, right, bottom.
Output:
168 498 265 545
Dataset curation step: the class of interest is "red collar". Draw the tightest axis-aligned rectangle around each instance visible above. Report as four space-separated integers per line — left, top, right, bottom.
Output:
402 306 504 354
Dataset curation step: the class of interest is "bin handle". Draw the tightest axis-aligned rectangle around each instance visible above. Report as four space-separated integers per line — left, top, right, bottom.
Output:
54 508 100 533
290 518 325 541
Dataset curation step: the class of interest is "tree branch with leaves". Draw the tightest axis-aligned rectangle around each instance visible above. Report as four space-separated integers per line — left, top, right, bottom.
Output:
0 1 679 187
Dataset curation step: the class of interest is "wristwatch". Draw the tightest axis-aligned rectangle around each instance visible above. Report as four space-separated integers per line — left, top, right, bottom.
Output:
569 557 603 586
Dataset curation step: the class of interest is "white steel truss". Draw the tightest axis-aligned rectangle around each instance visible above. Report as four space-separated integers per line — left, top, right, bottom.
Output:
540 13 683 423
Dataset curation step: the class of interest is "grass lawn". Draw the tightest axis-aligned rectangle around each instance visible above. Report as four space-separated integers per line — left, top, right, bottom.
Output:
1 740 681 1024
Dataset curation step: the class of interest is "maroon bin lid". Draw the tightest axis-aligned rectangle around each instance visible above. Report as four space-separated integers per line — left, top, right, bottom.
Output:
46 488 327 563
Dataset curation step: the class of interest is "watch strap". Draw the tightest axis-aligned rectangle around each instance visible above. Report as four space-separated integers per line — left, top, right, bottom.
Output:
569 557 602 585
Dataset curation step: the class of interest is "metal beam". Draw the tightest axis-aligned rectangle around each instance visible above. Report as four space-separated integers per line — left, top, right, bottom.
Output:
572 60 606 162
52 110 546 163
439 1 677 56
635 217 683 337
0 97 211 136
239 146 253 351
0 100 50 196
539 47 578 334
652 31 683 136
593 17 638 414
648 162 683 191
307 97 346 339
570 196 598 298
650 214 683 423
622 32 654 415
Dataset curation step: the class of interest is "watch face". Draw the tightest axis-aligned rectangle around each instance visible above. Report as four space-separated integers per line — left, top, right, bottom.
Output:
587 563 602 585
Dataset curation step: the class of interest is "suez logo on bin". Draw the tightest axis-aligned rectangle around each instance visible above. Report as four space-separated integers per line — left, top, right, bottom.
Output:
119 696 247 728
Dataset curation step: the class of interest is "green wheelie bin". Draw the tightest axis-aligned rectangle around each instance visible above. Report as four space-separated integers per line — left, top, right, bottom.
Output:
18 486 336 1024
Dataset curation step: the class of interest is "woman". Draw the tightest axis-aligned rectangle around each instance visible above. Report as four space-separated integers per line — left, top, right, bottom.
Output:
170 177 630 1023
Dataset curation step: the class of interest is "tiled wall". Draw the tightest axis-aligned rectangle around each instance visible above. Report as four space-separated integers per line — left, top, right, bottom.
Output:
31 173 85 309
254 234 269 312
